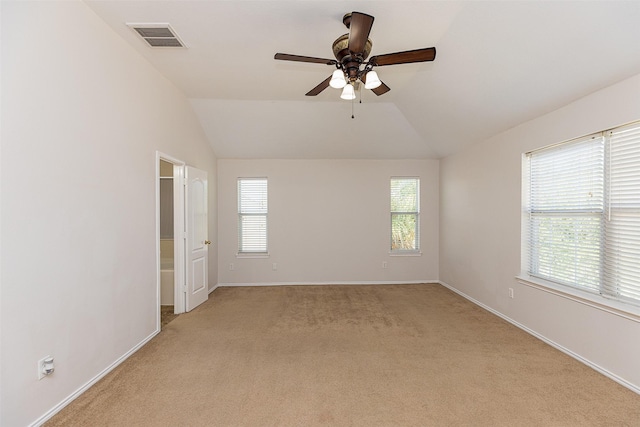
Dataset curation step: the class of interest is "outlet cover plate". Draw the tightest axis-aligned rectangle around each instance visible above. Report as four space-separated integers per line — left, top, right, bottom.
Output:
37 356 52 380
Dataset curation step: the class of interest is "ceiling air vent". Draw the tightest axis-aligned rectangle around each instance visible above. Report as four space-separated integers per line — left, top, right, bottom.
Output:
127 23 186 48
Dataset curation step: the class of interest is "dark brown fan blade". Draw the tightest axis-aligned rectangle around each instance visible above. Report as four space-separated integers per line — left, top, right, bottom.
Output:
370 47 436 66
305 76 332 96
275 53 336 65
371 81 390 96
348 12 374 55
361 73 390 96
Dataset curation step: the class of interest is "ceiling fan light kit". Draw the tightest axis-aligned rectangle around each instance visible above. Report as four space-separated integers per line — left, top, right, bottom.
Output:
363 70 381 89
330 69 347 88
275 11 436 100
340 84 356 100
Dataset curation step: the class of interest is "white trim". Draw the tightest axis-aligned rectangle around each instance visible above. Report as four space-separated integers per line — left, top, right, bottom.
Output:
30 331 159 427
208 284 219 294
172 160 186 315
389 251 422 257
438 280 640 396
217 280 437 287
516 275 640 323
156 152 186 319
236 253 270 259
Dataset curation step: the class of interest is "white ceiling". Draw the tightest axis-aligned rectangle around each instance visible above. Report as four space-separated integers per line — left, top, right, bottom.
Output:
86 1 640 159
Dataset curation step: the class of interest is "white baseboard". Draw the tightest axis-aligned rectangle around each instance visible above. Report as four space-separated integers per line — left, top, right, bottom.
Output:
208 283 219 294
30 330 160 427
438 280 640 396
217 280 438 287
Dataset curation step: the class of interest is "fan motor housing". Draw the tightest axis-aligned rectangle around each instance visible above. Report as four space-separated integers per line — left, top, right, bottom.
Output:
332 33 372 63
332 33 372 81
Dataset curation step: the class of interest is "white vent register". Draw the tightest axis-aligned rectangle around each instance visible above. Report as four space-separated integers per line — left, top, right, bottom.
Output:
127 23 186 48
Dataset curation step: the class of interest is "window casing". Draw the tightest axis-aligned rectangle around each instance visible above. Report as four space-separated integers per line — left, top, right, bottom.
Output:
238 178 268 254
524 121 640 306
390 177 420 253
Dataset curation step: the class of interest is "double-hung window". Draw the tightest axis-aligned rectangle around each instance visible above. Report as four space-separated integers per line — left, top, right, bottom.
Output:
390 177 420 253
238 178 268 254
524 121 640 306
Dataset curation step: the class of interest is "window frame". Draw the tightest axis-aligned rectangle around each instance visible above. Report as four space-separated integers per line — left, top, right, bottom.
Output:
237 177 268 257
390 177 421 255
521 121 640 316
526 135 605 293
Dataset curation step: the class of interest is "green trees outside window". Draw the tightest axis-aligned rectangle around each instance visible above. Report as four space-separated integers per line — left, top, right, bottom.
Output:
391 178 420 251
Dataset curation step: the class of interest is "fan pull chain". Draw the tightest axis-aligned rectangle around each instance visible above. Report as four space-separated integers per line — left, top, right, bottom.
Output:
351 95 355 119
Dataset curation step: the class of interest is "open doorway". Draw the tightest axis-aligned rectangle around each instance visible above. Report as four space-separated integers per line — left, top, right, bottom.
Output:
156 153 186 331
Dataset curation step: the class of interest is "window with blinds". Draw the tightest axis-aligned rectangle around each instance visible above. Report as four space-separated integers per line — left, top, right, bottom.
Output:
391 177 420 252
238 178 268 254
525 121 640 306
604 123 640 302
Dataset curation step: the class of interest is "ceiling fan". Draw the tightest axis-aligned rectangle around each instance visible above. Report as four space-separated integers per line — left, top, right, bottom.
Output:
274 12 436 99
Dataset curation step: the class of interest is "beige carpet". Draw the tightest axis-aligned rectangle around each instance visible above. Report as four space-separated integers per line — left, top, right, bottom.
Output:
46 284 640 426
160 305 179 329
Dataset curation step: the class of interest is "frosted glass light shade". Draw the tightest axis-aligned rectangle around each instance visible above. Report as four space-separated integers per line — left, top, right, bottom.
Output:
364 70 382 89
340 84 356 100
329 69 347 89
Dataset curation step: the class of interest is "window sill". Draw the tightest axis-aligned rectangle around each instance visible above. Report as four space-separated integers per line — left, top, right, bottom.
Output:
236 253 269 259
515 274 640 323
389 251 422 257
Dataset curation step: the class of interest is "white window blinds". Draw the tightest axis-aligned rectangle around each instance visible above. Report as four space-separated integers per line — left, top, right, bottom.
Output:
525 121 640 306
238 178 268 253
391 177 420 252
604 123 640 303
527 136 605 292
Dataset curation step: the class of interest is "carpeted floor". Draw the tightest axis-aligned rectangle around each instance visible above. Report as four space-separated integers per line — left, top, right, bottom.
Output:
46 284 640 426
160 305 178 329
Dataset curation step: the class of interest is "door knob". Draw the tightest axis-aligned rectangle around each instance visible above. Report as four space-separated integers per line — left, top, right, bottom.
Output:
204 240 211 245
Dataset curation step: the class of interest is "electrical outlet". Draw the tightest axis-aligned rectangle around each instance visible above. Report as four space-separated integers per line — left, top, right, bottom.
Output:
229 263 234 271
382 261 388 269
272 263 277 271
508 288 514 299
37 356 54 380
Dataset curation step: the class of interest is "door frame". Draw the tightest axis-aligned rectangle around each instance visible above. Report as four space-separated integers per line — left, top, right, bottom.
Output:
156 152 186 332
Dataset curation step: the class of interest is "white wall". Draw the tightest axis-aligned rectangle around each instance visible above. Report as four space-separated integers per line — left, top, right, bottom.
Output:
218 159 439 285
0 2 4 424
440 73 640 392
0 1 217 425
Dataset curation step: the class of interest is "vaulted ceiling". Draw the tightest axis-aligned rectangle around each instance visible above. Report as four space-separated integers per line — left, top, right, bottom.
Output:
86 1 640 159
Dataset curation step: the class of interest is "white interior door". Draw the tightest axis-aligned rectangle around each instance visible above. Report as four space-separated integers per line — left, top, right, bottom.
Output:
185 166 209 311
